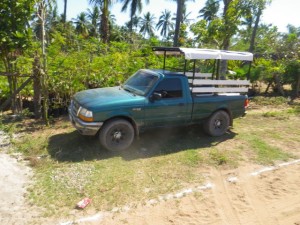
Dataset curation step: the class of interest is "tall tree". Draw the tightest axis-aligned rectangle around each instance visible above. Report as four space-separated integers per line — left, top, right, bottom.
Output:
119 0 149 32
73 12 90 37
0 0 34 113
171 0 194 47
198 0 220 22
87 6 100 37
156 10 174 38
89 0 114 43
248 0 271 52
125 15 140 31
139 12 156 38
63 0 67 23
35 0 56 124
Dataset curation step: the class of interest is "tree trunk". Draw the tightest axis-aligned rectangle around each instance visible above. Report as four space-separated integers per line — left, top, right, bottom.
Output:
274 74 285 96
296 73 300 97
249 8 262 52
173 0 184 47
33 54 42 119
63 0 67 24
265 81 272 94
219 0 232 77
38 2 49 125
101 3 109 43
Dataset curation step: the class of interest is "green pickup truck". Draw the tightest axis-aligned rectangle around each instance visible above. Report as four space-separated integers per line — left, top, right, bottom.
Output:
69 47 253 151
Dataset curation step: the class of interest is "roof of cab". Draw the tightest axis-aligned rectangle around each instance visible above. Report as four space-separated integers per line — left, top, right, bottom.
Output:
148 69 185 77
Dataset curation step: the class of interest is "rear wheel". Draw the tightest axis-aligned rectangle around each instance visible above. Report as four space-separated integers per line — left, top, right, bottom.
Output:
204 110 230 137
99 119 135 151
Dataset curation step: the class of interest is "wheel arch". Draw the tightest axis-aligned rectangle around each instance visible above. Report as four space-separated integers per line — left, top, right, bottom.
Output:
212 107 233 126
101 116 139 137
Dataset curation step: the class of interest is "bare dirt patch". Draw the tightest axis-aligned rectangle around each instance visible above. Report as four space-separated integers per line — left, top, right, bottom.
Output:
97 162 300 225
0 131 41 225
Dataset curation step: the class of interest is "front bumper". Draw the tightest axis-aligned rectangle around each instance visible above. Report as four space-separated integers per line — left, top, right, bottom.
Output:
68 107 103 136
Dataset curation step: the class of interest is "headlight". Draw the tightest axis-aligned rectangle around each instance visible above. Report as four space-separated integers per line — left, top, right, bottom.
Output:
78 107 94 122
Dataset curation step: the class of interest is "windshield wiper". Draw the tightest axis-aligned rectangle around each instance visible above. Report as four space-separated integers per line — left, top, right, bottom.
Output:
122 85 137 96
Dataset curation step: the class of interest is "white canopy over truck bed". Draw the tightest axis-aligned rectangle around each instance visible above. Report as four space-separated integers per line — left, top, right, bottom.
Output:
153 47 253 61
152 47 254 94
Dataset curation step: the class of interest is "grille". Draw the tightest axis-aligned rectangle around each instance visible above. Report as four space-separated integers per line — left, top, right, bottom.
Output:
71 100 80 116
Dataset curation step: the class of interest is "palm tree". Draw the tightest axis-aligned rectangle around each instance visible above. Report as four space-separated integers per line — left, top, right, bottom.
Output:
87 6 100 37
89 0 114 43
156 10 174 38
139 12 156 38
170 0 194 47
198 0 220 22
119 0 149 32
125 15 140 31
73 12 89 37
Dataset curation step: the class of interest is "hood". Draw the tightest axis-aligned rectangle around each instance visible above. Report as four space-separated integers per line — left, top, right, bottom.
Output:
73 86 145 111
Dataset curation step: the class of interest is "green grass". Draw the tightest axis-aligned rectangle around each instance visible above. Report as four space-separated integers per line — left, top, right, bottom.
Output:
251 96 289 106
237 134 292 164
2 97 300 217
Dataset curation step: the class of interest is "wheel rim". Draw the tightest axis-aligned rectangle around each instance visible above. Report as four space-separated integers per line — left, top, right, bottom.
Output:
214 119 223 130
107 125 132 149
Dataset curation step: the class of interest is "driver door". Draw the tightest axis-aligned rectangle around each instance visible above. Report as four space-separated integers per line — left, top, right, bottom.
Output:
144 77 188 127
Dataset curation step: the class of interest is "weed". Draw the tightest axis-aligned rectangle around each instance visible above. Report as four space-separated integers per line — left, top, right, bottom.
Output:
209 149 229 165
179 149 203 166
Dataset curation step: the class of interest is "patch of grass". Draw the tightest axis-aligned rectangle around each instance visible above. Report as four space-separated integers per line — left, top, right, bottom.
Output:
239 134 292 164
209 149 229 165
287 105 300 115
251 96 289 106
262 111 289 120
179 149 203 166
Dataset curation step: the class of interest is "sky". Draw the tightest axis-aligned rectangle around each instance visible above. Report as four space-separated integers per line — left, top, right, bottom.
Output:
57 0 300 33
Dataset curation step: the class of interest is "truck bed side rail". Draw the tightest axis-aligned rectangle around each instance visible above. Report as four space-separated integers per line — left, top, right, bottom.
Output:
185 72 212 79
191 79 250 93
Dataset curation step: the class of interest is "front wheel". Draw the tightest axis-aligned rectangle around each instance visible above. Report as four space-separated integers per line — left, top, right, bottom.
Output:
99 119 135 151
203 110 230 137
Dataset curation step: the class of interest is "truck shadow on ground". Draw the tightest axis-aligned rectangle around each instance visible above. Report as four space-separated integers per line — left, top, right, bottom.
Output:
48 125 237 162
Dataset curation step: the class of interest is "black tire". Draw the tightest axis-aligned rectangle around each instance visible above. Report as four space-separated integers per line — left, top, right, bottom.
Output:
99 119 135 151
204 110 230 137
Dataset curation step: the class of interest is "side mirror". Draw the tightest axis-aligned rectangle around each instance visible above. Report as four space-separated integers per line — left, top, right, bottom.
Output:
149 92 162 102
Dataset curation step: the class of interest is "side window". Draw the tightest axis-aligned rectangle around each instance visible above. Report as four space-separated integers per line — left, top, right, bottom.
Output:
154 78 183 98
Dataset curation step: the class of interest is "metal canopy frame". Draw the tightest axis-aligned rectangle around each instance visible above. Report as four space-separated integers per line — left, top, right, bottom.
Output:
152 47 253 80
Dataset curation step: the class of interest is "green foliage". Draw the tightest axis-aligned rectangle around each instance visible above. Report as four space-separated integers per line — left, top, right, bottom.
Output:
0 0 299 114
283 60 300 91
0 0 34 57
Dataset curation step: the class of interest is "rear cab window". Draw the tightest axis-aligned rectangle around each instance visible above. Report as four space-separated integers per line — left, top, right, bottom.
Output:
154 78 183 99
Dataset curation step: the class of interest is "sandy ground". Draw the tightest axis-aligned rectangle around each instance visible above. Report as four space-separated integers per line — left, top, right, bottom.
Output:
101 163 300 225
59 161 300 225
0 131 36 225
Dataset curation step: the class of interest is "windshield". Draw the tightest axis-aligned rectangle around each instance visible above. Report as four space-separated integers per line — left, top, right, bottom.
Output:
123 70 159 96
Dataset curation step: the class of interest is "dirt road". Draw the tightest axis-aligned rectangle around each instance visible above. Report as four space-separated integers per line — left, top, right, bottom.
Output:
0 131 35 225
65 161 300 225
